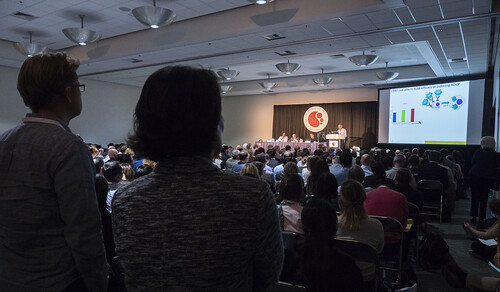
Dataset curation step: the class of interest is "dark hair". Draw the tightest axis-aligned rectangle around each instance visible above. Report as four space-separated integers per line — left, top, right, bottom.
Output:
103 161 122 182
267 148 276 158
307 159 330 195
252 161 265 177
115 154 132 164
253 153 266 164
347 165 364 183
339 152 352 167
299 198 341 291
93 157 104 174
279 173 304 202
285 145 291 151
395 168 412 186
316 172 338 202
127 66 221 161
408 154 420 167
371 161 386 178
284 161 299 175
134 164 153 179
17 53 79 111
428 150 441 162
238 151 249 161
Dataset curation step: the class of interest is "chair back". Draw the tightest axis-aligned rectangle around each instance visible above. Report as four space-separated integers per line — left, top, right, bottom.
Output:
417 180 443 202
334 238 379 265
407 202 420 226
274 281 308 291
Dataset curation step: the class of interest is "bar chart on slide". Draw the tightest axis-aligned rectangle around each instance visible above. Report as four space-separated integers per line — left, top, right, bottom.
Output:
388 81 469 144
392 109 416 123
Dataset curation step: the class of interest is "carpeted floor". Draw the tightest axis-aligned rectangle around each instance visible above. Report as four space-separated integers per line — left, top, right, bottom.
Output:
416 193 499 291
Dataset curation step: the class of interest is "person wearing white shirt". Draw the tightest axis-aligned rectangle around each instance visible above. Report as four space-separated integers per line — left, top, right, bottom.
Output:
337 124 347 148
290 133 299 143
277 132 288 142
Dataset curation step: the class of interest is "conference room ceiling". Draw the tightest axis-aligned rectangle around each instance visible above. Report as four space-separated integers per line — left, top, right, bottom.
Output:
0 0 497 96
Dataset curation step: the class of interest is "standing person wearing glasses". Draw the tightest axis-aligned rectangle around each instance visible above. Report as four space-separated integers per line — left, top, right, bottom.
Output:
0 54 107 291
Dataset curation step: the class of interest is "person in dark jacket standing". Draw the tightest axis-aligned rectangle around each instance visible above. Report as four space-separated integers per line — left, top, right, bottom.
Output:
469 136 500 224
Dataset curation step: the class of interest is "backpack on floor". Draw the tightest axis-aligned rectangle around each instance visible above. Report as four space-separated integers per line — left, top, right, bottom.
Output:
418 232 449 269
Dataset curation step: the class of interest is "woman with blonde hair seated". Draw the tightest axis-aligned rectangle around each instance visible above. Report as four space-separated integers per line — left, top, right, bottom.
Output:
240 163 260 179
336 179 384 283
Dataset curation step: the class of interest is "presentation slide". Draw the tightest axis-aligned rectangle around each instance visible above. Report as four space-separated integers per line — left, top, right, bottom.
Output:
389 81 469 144
378 79 484 145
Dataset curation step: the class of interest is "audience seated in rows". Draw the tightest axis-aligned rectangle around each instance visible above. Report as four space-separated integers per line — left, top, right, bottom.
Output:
337 180 384 283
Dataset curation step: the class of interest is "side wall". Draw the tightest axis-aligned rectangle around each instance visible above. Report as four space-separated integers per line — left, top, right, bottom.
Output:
221 88 378 147
0 65 141 146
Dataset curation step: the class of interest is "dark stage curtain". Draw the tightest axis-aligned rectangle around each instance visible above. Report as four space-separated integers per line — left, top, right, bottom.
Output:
272 102 378 149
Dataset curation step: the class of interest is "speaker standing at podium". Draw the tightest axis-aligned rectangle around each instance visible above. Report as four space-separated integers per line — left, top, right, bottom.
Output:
337 124 347 148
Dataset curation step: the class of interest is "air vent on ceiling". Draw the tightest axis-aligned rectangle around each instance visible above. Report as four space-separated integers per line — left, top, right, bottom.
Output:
362 83 376 86
330 54 346 59
126 58 143 63
448 57 467 63
275 50 296 56
10 12 38 21
263 33 286 41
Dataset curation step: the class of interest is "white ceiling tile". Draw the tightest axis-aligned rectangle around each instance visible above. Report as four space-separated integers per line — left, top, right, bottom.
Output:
340 14 375 33
319 18 354 36
394 7 415 25
384 31 414 44
405 0 439 8
440 0 473 18
366 9 402 29
361 34 392 47
408 5 443 23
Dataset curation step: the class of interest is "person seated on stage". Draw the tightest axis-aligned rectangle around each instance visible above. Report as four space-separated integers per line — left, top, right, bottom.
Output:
290 134 299 143
277 132 288 142
308 133 316 142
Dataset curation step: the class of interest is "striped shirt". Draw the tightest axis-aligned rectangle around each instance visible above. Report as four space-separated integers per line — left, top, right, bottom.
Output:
112 157 283 291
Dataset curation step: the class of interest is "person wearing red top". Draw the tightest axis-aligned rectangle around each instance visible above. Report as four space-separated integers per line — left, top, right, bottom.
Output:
364 184 408 245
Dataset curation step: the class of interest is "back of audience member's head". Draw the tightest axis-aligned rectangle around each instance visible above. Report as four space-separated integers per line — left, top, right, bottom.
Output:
395 168 412 187
240 163 260 179
307 155 320 171
238 150 249 162
393 154 406 167
439 148 448 158
267 148 276 158
121 163 134 181
279 173 304 202
339 180 367 231
284 161 299 175
285 145 292 151
253 153 266 164
481 136 496 150
108 148 118 160
371 160 386 179
231 149 240 159
347 165 364 183
311 159 329 178
408 154 420 168
428 150 441 162
382 155 394 170
221 145 229 155
252 161 265 178
134 164 153 179
127 66 221 161
313 149 323 157
253 148 264 156
17 53 79 112
339 152 352 168
103 161 122 183
301 197 337 241
302 148 310 157
316 172 338 202
116 153 132 164
94 157 104 174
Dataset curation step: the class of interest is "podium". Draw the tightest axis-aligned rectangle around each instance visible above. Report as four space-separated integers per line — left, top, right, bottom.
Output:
326 134 345 149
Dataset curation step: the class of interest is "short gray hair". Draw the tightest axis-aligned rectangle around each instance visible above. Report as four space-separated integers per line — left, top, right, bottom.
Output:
480 136 496 150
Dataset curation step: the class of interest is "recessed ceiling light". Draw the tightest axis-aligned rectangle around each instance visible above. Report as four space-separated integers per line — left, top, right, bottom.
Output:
119 7 131 12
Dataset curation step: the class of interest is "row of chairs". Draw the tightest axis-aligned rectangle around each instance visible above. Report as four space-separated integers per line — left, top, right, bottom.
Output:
281 203 421 291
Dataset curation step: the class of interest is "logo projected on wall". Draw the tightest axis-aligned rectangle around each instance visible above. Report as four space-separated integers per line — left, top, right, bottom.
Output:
304 106 328 132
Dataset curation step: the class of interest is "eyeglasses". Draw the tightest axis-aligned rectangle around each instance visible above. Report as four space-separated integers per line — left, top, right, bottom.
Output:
72 84 85 92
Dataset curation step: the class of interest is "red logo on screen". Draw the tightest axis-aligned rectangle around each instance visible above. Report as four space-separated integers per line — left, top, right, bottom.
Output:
304 107 328 132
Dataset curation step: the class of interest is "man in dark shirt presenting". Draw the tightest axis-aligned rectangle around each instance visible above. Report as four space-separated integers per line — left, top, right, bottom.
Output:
0 54 107 291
